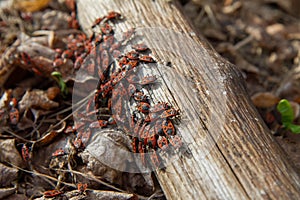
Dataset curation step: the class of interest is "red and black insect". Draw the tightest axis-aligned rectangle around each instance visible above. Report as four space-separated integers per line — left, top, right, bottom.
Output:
73 138 83 149
128 84 137 96
19 52 32 65
126 50 139 60
69 11 80 29
113 71 131 87
89 120 108 128
100 80 114 97
150 102 170 113
101 49 110 72
92 11 122 28
91 17 104 28
161 108 179 119
137 102 151 114
77 183 88 193
53 58 64 67
100 23 113 35
133 90 149 102
132 137 139 153
9 98 19 125
107 116 116 125
94 34 103 45
150 150 161 168
162 120 176 136
106 11 122 21
132 43 149 52
139 55 155 63
21 143 31 162
61 49 74 59
135 75 157 86
157 136 169 150
118 56 129 67
74 52 87 69
44 190 63 198
52 148 65 157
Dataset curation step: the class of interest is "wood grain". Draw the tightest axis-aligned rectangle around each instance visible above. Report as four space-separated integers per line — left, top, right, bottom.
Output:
76 0 300 199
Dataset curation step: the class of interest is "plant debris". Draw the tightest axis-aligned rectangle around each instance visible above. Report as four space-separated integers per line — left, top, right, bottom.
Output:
1 0 300 199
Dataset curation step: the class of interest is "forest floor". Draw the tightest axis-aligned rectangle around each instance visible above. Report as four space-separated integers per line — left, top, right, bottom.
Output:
0 0 299 199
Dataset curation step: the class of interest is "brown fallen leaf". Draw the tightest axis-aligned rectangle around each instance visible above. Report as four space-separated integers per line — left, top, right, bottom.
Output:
0 187 17 200
85 129 134 173
0 162 18 187
16 41 56 77
19 89 59 111
0 90 10 109
0 139 24 168
46 87 60 100
30 130 70 176
34 120 66 148
251 92 280 108
81 129 155 195
13 0 52 12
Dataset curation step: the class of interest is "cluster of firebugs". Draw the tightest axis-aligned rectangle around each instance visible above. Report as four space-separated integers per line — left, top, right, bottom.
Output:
65 11 183 169
16 11 183 169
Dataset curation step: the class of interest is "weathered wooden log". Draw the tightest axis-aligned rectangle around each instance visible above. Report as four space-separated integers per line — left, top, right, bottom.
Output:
76 0 300 199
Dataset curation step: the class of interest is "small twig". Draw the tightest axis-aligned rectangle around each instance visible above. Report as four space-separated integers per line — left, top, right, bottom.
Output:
9 163 77 188
2 127 33 143
48 89 95 119
57 168 125 192
147 190 165 200
55 168 155 199
204 4 220 28
233 35 254 50
32 30 55 48
26 116 46 140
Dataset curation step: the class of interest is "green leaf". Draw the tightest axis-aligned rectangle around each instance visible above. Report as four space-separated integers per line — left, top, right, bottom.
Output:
287 124 300 134
277 99 294 126
51 71 68 97
51 71 62 77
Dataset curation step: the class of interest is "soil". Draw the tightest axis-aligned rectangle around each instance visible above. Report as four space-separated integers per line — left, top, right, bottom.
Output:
0 0 299 199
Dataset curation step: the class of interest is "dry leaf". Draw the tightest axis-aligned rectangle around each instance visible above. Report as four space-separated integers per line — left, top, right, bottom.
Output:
46 87 60 100
81 129 154 195
85 129 134 173
251 92 280 108
0 162 18 187
34 121 65 148
19 89 59 111
14 0 52 12
0 139 24 168
0 188 17 200
0 91 10 109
